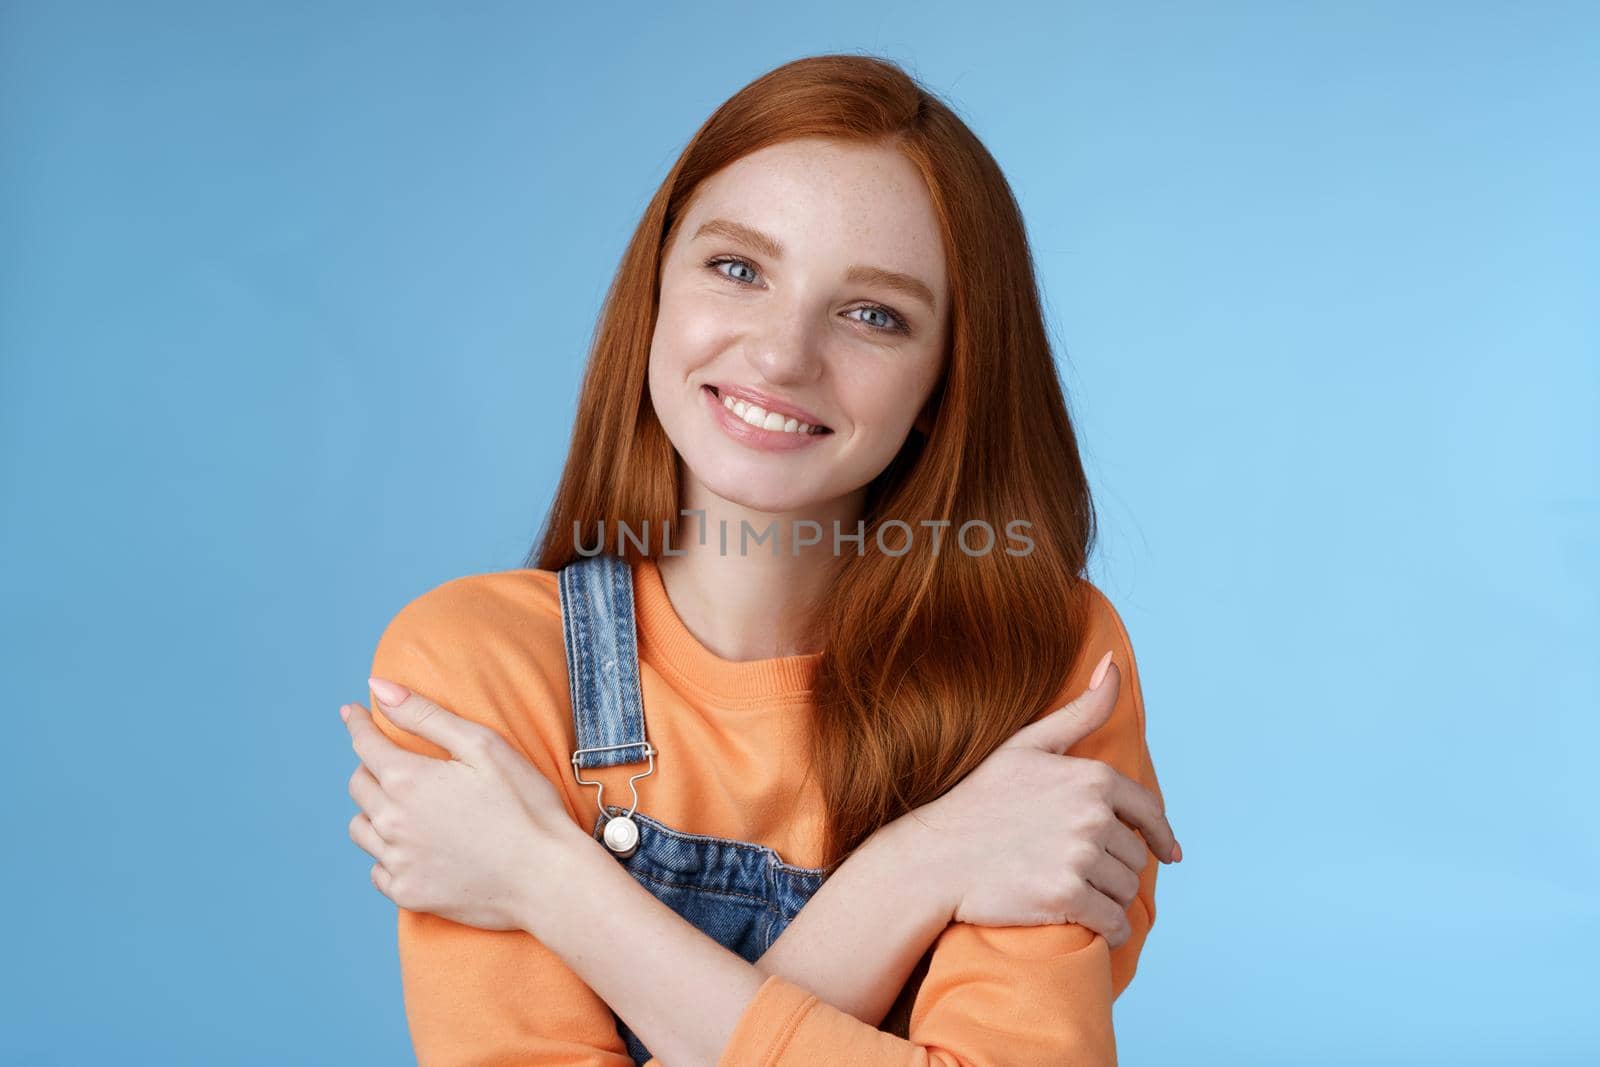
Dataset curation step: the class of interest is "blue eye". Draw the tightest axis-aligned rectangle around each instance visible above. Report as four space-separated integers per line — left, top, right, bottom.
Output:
851 305 909 333
707 256 760 285
703 256 912 336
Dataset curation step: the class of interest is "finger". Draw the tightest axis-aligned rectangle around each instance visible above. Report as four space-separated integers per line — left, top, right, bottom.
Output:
345 703 428 785
1107 773 1179 863
1103 818 1149 874
1070 882 1133 949
347 762 391 822
371 862 395 899
368 675 494 765
348 811 387 861
1003 658 1121 755
1085 849 1142 910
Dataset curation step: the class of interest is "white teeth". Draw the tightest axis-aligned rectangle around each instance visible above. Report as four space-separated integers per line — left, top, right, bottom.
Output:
720 392 821 435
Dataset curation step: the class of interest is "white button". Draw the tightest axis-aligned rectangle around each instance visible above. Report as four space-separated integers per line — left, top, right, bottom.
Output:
603 815 639 856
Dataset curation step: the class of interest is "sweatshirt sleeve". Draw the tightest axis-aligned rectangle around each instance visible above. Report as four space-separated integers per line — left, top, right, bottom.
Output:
716 584 1163 1067
364 579 637 1067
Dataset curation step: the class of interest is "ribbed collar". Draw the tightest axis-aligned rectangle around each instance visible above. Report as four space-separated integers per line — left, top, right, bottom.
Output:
632 556 821 704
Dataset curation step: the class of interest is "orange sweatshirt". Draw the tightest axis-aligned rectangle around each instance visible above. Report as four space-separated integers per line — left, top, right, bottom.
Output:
367 557 1162 1066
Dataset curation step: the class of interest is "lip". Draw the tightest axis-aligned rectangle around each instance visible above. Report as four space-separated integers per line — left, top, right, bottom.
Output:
708 382 828 429
701 384 831 453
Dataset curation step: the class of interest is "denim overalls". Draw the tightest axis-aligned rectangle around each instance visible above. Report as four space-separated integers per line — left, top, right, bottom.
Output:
558 551 831 1064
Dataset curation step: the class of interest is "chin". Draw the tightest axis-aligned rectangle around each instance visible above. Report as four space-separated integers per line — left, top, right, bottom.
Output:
704 476 818 516
686 458 820 515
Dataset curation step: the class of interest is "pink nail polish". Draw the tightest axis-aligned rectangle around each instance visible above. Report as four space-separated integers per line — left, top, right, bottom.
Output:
368 676 410 707
1172 840 1183 863
1089 650 1113 690
339 704 351 723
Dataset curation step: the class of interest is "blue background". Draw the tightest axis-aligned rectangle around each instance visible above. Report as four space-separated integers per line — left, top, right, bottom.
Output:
3 2 1595 1064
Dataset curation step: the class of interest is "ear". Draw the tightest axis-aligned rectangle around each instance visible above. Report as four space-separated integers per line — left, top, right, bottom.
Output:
913 396 937 436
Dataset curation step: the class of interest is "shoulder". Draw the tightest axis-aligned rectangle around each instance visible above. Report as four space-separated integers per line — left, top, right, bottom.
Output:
375 568 561 651
1051 579 1153 766
1077 581 1144 713
367 568 570 762
1046 580 1144 698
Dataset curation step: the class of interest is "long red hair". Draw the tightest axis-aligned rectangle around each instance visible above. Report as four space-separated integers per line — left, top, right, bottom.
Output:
528 53 1098 869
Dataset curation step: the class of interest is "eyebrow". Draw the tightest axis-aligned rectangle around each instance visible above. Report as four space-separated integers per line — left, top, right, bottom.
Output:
692 217 938 315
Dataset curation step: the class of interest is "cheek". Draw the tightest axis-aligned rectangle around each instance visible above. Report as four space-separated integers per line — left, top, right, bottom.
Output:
647 303 704 396
842 362 936 437
647 306 721 445
669 290 739 355
650 296 730 384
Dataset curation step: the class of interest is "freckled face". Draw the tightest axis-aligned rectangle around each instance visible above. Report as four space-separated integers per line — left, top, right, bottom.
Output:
647 137 949 515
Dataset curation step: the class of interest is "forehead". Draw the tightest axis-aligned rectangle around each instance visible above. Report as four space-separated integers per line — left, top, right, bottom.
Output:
676 137 947 298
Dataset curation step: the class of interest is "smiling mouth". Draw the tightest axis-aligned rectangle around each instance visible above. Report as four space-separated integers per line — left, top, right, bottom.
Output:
706 385 832 435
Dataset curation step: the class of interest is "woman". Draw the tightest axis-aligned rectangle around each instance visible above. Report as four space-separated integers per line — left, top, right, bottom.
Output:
342 54 1180 1065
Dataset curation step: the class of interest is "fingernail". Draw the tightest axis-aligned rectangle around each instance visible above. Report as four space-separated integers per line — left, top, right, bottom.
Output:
1088 650 1113 691
1172 840 1183 863
339 704 351 722
368 676 409 707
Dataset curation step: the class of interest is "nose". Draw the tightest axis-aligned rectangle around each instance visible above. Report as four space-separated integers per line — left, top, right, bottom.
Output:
745 305 824 386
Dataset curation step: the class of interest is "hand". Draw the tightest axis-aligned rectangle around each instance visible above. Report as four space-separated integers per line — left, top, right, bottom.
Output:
341 677 584 930
905 652 1179 948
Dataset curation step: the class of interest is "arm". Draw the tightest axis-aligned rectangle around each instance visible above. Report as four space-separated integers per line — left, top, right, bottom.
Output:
366 590 638 1066
367 579 1158 1064
514 821 1125 1067
363 580 971 1064
750 587 1166 1024
752 814 954 1027
508 585 1161 1065
498 813 959 1066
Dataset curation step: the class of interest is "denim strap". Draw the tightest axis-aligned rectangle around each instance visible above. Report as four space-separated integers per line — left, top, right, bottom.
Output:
558 551 653 769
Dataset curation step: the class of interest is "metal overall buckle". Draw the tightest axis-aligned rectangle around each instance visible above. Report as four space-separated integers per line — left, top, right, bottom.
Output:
570 741 656 858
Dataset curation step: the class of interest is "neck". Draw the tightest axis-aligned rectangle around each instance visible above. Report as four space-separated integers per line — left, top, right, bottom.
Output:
654 477 863 662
